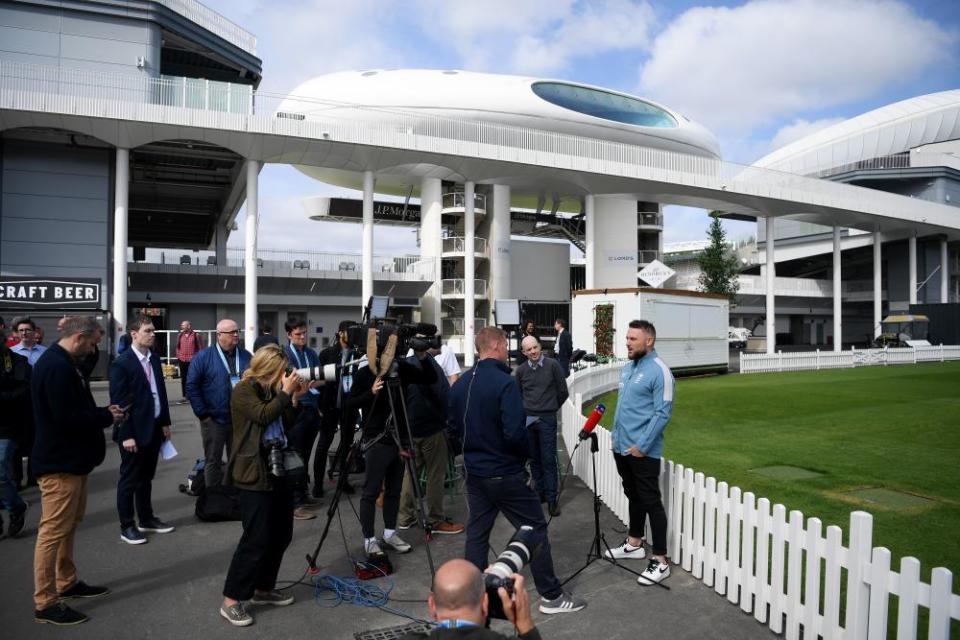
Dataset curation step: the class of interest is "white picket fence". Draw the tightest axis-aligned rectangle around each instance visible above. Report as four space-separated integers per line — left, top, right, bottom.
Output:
740 345 960 374
561 362 960 639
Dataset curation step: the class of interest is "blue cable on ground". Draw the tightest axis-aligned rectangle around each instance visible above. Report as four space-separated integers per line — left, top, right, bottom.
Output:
311 569 434 626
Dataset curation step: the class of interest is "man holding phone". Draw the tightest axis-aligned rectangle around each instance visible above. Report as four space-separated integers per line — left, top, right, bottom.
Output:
109 317 174 545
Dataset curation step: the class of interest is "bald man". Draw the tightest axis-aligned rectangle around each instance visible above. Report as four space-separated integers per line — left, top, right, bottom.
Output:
186 319 252 488
400 559 539 639
514 335 568 516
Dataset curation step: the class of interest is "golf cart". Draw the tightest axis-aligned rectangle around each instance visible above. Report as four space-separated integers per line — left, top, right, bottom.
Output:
874 314 931 348
729 326 751 350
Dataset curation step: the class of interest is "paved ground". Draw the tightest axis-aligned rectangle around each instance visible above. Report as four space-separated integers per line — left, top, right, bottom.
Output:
0 379 777 640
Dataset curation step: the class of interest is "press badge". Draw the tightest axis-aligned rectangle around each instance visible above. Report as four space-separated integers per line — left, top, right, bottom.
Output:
230 374 240 388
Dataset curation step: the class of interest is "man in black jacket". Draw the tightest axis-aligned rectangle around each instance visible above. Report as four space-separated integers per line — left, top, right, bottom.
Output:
553 319 572 378
0 334 31 539
313 321 359 497
399 559 540 639
448 327 584 616
396 348 464 535
32 316 125 626
109 317 175 545
347 339 435 557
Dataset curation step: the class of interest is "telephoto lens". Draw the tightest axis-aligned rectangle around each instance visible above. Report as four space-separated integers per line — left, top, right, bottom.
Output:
484 525 538 619
266 440 285 477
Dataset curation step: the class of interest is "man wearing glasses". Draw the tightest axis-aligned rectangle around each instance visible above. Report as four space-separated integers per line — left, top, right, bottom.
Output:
186 319 252 489
11 317 47 366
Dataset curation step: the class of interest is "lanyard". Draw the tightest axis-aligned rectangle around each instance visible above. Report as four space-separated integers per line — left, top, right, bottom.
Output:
289 345 307 368
216 343 239 376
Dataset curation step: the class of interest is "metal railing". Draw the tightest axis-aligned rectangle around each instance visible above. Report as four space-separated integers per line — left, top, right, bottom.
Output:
153 329 216 365
441 279 488 297
129 247 430 277
3 60 959 235
638 250 660 264
155 0 257 54
638 212 664 227
442 236 488 255
442 192 487 212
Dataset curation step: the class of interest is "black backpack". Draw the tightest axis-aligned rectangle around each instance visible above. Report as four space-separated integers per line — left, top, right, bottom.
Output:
195 485 242 522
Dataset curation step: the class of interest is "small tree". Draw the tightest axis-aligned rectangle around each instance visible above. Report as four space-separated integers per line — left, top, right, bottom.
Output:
697 212 741 304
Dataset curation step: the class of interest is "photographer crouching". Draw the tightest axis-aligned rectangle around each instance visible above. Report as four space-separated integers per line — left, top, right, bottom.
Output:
219 344 310 627
346 329 437 557
399 559 540 639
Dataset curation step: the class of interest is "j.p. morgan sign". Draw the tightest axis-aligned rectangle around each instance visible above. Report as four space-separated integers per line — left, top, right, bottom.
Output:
0 278 102 308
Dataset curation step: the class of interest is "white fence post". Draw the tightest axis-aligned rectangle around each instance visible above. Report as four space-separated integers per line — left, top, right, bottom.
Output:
803 517 822 638
867 546 891 640
727 486 743 605
845 511 874 640
785 510 804 640
693 472 706 579
715 481 730 597
754 497 771 624
895 556 920 640
740 492 756 614
928 567 954 639
683 468 696 572
704 476 718 588
671 463 685 562
823 525 844 637
769 503 787 634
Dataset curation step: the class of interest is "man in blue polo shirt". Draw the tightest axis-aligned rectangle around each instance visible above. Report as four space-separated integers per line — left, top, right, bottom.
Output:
605 319 675 586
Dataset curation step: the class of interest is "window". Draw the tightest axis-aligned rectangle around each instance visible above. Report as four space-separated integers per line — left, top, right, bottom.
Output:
531 82 677 128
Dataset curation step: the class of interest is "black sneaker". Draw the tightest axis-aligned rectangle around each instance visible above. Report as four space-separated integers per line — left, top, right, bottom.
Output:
35 602 88 626
138 518 175 533
121 526 147 545
60 580 110 599
8 502 27 538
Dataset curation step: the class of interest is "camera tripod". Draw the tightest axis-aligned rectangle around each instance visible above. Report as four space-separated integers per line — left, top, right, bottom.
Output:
561 432 669 590
306 346 437 581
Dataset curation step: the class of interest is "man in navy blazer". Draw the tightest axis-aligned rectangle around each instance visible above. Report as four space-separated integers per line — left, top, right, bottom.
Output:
554 319 573 377
109 316 174 545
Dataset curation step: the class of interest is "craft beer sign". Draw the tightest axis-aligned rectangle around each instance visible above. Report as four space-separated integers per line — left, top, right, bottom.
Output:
0 278 102 308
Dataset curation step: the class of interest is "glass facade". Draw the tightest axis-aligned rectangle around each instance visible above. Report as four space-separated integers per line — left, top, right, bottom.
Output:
531 82 677 128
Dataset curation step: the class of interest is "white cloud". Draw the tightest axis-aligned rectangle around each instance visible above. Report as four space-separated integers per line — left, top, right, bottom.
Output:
663 205 756 244
639 0 956 133
767 116 846 153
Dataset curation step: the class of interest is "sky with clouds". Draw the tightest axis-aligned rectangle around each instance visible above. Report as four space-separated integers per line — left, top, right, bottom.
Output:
201 0 960 255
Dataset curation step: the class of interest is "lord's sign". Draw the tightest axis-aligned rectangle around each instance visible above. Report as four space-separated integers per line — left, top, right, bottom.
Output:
0 278 102 308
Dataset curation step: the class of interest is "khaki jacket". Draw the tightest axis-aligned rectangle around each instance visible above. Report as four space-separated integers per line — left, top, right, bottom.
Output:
226 379 294 491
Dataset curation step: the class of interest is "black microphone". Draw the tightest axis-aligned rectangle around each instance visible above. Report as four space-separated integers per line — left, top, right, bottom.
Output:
578 404 606 440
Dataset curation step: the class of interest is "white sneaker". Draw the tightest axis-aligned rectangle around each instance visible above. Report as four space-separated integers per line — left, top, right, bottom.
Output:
637 558 670 585
604 538 645 560
364 538 384 556
381 532 412 554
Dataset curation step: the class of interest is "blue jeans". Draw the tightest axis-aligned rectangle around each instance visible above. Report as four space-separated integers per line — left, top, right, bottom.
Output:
0 438 26 515
464 471 562 600
527 415 559 504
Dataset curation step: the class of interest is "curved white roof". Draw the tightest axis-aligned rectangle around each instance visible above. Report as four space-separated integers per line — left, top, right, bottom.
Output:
754 90 960 175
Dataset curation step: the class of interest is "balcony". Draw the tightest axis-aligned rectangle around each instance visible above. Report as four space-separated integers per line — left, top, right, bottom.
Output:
442 236 488 257
442 192 487 213
441 278 488 298
638 212 664 228
155 0 257 55
638 250 661 265
442 317 488 337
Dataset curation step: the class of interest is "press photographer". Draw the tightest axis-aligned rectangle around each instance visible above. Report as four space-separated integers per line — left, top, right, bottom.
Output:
398 559 539 639
219 344 309 627
345 324 438 557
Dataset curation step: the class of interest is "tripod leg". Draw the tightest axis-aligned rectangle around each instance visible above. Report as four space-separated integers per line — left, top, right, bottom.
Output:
306 439 361 571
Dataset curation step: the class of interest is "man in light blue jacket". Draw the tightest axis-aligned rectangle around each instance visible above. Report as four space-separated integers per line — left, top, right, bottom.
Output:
605 319 675 586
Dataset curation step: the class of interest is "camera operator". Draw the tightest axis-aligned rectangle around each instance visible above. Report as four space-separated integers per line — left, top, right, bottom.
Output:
449 327 585 615
313 320 359 498
399 559 539 639
219 344 308 627
346 335 437 556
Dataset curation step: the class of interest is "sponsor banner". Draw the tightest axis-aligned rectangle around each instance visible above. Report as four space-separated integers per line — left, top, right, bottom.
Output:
604 251 637 265
638 259 676 288
0 278 102 308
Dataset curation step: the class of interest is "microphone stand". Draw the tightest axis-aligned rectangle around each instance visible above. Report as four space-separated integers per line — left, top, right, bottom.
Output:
561 431 670 590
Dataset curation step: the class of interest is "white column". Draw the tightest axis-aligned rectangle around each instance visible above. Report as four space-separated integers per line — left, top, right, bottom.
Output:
873 229 882 339
244 160 261 349
765 217 776 354
584 195 595 289
833 225 842 352
464 181 476 366
112 148 130 343
908 235 918 305
419 177 443 327
361 170 374 312
490 184 512 302
941 238 950 303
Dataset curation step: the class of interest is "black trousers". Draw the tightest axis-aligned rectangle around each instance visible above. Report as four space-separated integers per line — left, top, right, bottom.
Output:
359 441 403 538
287 405 320 502
116 425 163 529
178 360 191 399
613 453 668 556
223 485 294 601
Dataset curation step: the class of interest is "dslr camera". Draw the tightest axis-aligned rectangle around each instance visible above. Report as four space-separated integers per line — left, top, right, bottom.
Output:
484 525 539 619
264 438 286 477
